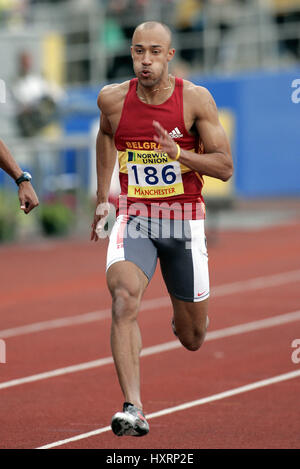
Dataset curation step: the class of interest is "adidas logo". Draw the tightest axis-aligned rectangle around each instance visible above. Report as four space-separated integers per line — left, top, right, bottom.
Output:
169 127 183 139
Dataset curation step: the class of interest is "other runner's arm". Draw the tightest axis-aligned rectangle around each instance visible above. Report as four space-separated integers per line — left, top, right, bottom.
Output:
91 101 117 241
0 139 39 214
153 87 233 182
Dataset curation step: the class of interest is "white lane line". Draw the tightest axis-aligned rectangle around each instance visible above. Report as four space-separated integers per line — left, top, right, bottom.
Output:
0 310 111 339
36 369 300 449
1 269 300 340
212 269 300 296
1 310 300 391
0 297 170 339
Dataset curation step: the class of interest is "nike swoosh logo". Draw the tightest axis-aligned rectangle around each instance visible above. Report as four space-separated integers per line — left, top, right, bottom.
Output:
197 291 206 297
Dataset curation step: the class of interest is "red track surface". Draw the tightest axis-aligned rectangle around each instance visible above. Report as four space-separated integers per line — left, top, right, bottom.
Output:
0 219 300 449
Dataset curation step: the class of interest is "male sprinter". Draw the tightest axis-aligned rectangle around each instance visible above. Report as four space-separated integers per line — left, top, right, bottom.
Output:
0 139 39 213
91 21 233 437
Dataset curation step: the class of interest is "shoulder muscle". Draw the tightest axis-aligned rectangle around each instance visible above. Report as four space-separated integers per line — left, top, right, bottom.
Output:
183 81 218 123
97 81 130 115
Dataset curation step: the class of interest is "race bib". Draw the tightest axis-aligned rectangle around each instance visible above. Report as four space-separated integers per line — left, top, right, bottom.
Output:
126 150 184 198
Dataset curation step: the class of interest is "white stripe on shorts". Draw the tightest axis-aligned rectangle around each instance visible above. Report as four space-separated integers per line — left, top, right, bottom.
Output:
188 220 210 302
106 215 126 272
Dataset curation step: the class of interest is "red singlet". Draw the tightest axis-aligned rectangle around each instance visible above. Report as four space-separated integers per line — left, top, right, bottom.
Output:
114 77 205 220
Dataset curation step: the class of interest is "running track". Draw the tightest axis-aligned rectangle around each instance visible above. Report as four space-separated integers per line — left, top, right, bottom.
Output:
0 218 300 449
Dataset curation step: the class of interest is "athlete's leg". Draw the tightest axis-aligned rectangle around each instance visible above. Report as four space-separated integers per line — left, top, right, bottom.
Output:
157 218 210 350
107 260 148 410
170 296 209 351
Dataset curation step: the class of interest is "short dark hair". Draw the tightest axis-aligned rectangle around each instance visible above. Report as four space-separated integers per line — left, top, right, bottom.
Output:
132 21 172 47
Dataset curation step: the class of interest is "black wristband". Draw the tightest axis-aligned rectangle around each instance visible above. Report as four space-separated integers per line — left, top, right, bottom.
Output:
15 172 32 186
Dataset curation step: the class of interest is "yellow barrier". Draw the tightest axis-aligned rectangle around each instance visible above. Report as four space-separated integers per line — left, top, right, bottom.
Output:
42 32 65 86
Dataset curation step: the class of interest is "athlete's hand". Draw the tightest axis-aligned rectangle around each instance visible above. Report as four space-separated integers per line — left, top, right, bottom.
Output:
90 201 111 242
153 120 178 160
18 182 39 214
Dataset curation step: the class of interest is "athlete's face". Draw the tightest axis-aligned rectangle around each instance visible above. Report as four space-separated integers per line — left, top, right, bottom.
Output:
131 26 175 87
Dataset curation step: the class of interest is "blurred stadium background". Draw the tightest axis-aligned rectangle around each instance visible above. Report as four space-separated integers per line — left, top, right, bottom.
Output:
0 0 300 242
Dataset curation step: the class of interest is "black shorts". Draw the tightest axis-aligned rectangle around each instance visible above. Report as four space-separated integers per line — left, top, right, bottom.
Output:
106 215 209 302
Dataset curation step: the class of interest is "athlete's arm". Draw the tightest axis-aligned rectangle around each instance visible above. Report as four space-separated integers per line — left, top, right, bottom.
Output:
95 114 117 204
0 139 24 180
153 86 233 182
0 139 39 214
91 89 118 241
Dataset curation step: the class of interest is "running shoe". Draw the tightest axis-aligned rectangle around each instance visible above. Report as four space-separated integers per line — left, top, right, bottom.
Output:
111 402 149 437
